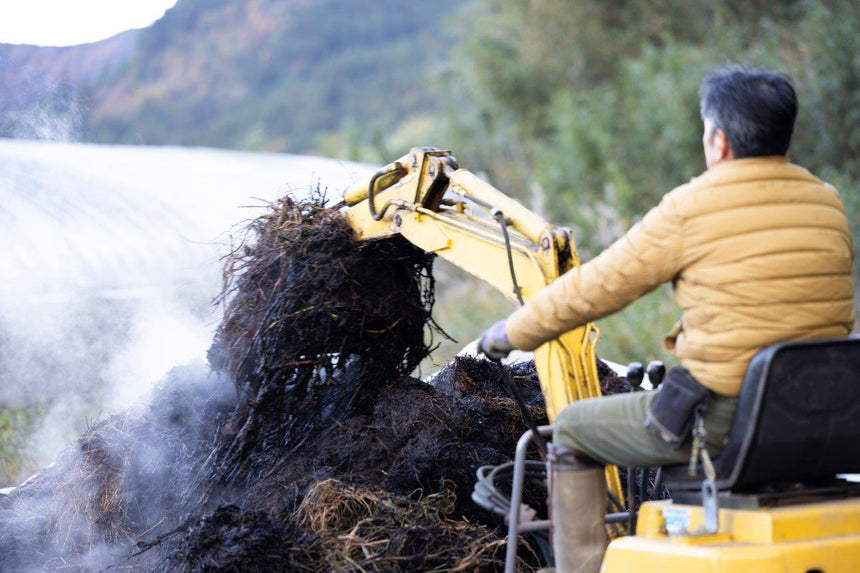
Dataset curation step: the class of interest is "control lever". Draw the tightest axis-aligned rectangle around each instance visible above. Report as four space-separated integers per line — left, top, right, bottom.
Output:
646 361 666 387
625 362 644 389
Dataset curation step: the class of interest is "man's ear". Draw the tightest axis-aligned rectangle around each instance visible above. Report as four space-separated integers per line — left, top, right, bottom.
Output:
712 128 733 161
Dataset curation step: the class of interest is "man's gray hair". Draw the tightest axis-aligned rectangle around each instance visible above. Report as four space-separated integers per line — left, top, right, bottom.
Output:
700 66 797 158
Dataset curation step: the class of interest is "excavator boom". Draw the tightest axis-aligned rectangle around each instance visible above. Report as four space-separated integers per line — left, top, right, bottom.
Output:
343 147 603 418
343 147 621 502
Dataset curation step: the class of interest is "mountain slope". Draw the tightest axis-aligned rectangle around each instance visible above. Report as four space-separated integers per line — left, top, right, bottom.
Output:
0 0 462 154
0 30 139 140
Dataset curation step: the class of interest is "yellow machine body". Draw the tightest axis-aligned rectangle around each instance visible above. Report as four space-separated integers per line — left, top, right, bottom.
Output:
604 498 860 572
343 148 860 570
343 147 623 506
343 147 602 423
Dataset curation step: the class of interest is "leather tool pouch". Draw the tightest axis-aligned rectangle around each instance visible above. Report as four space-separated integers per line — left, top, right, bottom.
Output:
644 367 710 448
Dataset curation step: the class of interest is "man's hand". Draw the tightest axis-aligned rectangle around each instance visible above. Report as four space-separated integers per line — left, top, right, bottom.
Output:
478 319 514 360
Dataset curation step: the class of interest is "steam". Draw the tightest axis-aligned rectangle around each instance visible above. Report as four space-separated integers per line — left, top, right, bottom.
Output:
101 294 214 412
0 139 374 486
11 99 82 142
4 70 82 143
0 291 217 472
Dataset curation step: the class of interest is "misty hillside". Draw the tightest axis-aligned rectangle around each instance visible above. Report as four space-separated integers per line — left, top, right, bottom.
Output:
0 30 140 141
0 140 375 475
0 0 462 154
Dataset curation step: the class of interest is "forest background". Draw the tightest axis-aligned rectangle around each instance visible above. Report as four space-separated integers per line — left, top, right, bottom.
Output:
1 0 857 480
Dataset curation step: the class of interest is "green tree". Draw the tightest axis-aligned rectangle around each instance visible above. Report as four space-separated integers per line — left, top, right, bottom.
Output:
440 0 859 360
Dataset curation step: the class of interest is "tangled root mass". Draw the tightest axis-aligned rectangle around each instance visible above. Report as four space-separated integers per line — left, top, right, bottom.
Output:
0 193 630 572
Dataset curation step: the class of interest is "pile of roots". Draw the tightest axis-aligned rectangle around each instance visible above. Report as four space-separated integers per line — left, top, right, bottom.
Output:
0 193 628 572
209 193 438 442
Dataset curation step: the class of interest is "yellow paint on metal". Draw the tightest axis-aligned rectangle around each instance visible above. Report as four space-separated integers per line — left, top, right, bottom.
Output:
343 179 370 206
448 169 549 243
343 147 627 513
346 147 860 568
604 499 860 572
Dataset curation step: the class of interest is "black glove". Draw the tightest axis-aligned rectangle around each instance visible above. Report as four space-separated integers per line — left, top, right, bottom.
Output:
478 319 514 360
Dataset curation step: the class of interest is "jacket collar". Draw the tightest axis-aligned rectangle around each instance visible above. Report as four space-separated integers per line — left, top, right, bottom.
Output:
696 156 815 188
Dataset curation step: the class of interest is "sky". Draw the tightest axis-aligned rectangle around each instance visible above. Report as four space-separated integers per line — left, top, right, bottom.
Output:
0 0 179 46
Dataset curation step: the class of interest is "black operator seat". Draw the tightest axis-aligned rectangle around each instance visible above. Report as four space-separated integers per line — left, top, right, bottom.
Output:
662 336 860 496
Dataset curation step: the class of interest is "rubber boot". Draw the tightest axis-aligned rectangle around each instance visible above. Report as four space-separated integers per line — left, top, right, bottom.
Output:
547 444 608 573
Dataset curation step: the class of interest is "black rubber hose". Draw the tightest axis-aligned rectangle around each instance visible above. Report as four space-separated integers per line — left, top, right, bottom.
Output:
492 209 525 305
651 467 665 500
367 164 407 221
492 359 546 455
627 467 637 534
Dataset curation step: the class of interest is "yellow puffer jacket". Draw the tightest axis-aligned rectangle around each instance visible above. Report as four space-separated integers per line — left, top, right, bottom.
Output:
506 156 855 396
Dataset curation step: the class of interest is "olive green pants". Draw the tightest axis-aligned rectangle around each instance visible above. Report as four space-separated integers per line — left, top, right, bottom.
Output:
553 389 738 468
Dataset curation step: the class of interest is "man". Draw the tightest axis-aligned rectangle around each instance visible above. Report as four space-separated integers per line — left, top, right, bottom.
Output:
479 66 855 572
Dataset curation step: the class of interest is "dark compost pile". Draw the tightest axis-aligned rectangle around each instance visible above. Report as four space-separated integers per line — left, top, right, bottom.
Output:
0 194 627 572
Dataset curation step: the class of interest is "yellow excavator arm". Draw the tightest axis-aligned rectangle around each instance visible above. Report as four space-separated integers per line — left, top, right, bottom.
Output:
343 147 601 420
345 147 860 573
343 147 624 506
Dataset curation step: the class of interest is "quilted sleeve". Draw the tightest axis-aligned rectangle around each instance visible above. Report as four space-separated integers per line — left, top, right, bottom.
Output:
505 193 686 351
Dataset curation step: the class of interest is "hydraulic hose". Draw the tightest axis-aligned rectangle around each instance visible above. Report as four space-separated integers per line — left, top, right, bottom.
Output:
491 358 547 456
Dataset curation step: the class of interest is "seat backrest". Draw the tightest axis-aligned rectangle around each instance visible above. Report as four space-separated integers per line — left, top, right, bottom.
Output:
667 336 860 492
